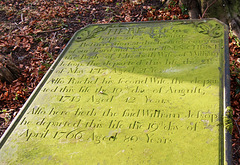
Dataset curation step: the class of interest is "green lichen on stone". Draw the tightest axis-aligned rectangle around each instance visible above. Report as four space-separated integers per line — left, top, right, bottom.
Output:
225 106 233 134
0 19 229 164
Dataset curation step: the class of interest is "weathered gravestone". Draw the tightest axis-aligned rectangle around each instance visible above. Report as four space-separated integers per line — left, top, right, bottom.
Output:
0 19 232 164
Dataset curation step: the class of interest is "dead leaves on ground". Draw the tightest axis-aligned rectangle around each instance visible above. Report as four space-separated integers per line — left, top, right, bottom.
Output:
0 0 188 112
229 35 240 164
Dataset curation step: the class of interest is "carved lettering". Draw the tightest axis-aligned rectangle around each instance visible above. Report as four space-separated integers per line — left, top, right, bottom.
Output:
2 21 226 164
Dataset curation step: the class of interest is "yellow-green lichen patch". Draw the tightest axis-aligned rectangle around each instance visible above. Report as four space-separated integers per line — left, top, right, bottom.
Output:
0 19 228 164
225 106 233 134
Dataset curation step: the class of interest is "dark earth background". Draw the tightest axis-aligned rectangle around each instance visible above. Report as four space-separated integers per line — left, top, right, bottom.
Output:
0 0 240 164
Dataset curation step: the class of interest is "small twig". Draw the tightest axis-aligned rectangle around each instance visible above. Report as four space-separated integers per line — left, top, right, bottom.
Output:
201 0 217 19
234 118 240 138
21 13 24 23
49 32 57 52
233 145 240 155
108 17 114 23
35 28 61 34
70 21 82 23
233 118 240 154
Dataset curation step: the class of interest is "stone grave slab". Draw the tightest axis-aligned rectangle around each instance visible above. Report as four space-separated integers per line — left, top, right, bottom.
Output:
0 19 231 164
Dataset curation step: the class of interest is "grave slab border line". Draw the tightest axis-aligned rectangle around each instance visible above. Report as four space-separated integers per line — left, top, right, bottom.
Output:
0 20 232 164
223 22 232 164
219 33 224 165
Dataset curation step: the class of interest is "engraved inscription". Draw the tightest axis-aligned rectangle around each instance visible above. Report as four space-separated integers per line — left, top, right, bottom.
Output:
0 20 226 164
19 22 222 144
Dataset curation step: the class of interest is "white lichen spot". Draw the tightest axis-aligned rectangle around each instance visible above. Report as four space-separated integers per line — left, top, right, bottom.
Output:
162 68 183 73
201 120 210 126
114 150 125 156
108 129 121 137
206 139 214 144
